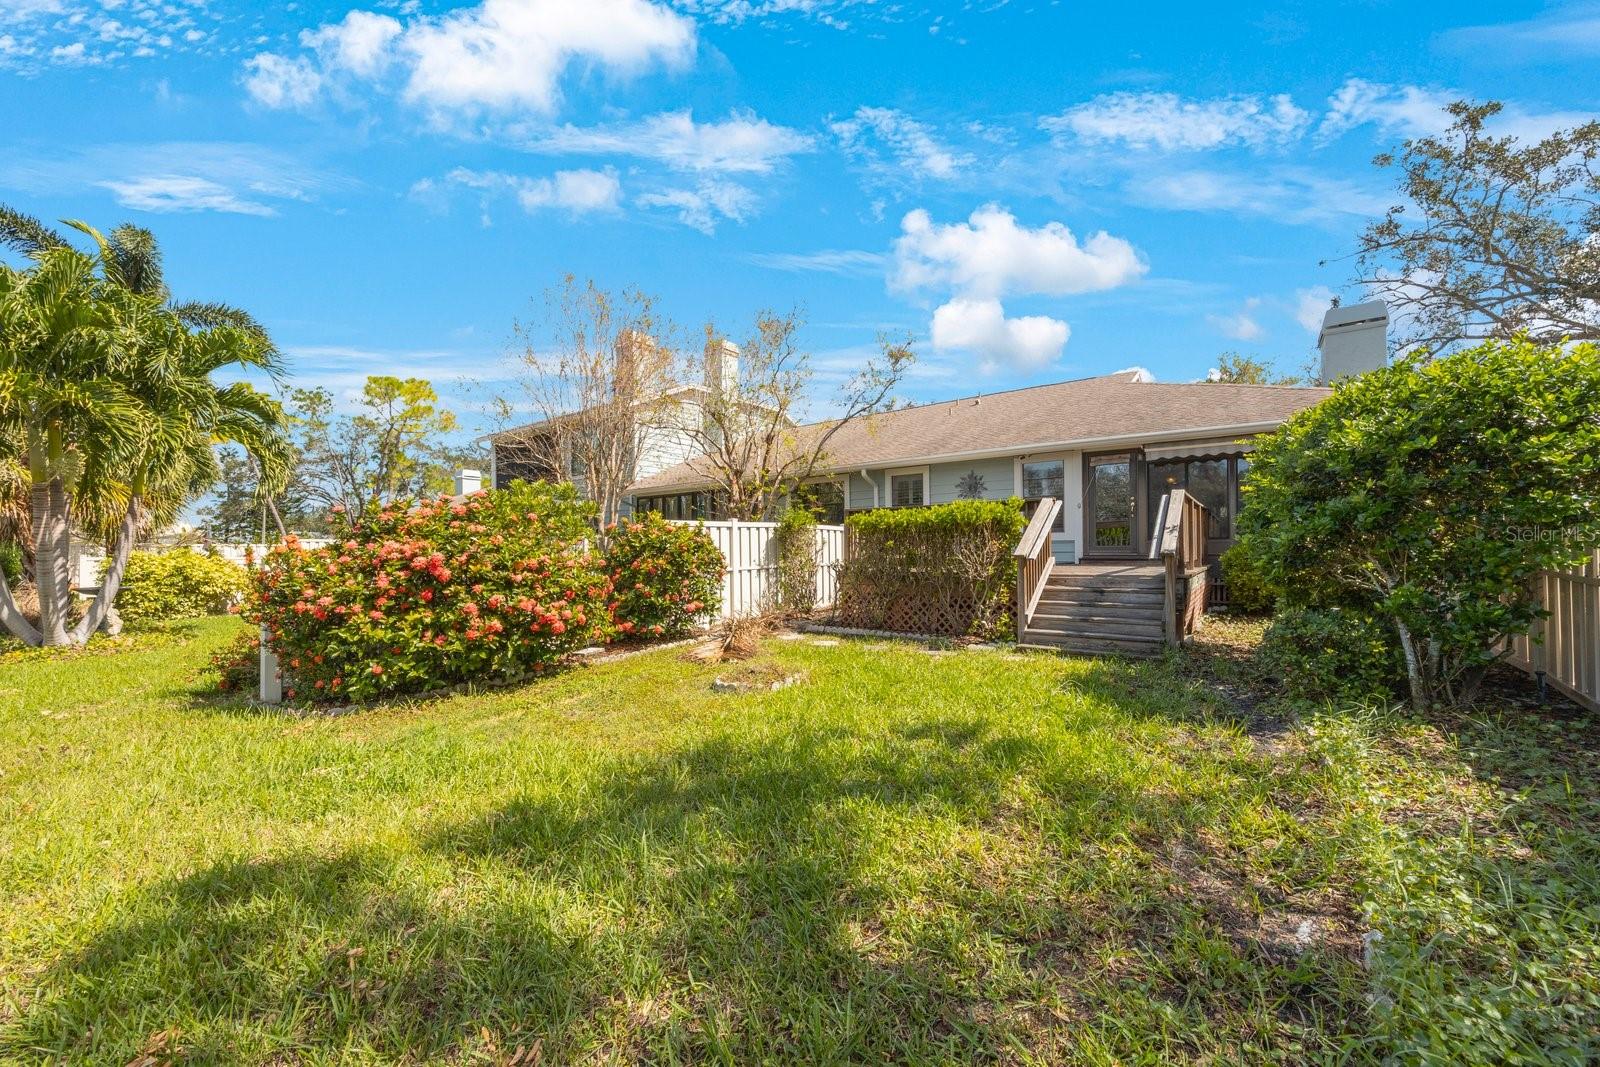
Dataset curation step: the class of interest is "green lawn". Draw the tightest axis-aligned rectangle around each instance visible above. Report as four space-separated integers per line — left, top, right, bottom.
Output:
0 617 1594 1064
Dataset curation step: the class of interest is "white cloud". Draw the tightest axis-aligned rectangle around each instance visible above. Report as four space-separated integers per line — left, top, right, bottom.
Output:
1129 166 1390 225
891 205 1145 369
0 141 343 216
744 249 886 275
1295 286 1336 334
672 0 865 28
303 10 402 77
832 106 972 180
636 179 756 233
524 110 813 174
892 204 1147 299
426 166 624 217
930 297 1069 369
1315 78 1593 145
244 53 322 109
1207 298 1264 342
2 0 221 71
1041 91 1310 151
98 175 278 215
1317 79 1455 142
1441 8 1600 60
248 0 697 120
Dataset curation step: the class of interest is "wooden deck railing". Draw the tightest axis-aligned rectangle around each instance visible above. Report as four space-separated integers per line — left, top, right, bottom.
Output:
1150 489 1211 645
1012 497 1062 641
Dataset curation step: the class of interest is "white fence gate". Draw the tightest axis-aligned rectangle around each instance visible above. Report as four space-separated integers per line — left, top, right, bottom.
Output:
672 520 845 621
1508 550 1600 713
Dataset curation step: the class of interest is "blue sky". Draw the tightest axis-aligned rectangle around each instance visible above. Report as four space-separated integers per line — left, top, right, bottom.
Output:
2 0 1598 430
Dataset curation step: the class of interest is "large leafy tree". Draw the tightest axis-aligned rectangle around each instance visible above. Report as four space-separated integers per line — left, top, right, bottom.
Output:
1238 338 1600 710
0 208 288 646
1352 102 1600 351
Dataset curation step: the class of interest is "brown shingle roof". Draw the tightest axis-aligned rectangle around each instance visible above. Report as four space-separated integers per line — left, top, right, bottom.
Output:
628 371 1330 494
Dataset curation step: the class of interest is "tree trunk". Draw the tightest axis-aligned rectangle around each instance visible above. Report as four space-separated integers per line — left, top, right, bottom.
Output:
71 494 141 646
1393 619 1431 713
0 565 42 645
30 477 69 646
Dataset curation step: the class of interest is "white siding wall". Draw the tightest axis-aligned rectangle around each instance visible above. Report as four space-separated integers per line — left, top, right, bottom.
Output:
635 397 702 480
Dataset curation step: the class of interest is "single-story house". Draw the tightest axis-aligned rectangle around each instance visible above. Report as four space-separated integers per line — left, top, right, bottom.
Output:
486 301 1387 570
627 369 1332 565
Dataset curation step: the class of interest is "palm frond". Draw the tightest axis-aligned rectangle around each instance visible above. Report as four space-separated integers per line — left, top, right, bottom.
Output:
106 224 168 300
174 301 283 374
0 205 69 259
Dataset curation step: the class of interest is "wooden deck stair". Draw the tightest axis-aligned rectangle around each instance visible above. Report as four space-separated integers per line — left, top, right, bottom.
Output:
1019 565 1167 657
1011 492 1212 658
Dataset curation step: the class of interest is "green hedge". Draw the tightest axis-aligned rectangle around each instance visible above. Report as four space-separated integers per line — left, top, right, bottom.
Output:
836 499 1027 638
1261 605 1405 704
115 549 249 623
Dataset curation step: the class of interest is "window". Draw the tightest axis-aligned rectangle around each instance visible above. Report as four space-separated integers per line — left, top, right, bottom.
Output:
890 470 925 508
1147 455 1240 540
791 481 845 524
1021 458 1066 532
636 492 709 521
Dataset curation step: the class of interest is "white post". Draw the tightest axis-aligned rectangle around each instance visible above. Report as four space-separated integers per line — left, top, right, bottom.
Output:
258 623 282 704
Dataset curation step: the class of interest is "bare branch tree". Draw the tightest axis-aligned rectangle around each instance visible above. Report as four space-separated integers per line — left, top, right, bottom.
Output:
677 311 913 521
1349 100 1600 352
493 278 676 527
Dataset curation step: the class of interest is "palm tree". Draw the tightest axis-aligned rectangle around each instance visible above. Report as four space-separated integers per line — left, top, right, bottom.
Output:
0 209 289 646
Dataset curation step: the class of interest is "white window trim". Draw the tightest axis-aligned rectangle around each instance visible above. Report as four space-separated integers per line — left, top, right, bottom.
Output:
886 465 930 508
1015 451 1074 549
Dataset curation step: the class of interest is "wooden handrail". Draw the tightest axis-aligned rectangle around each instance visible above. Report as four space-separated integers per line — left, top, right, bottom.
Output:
1013 497 1060 560
1157 489 1210 646
1013 497 1061 641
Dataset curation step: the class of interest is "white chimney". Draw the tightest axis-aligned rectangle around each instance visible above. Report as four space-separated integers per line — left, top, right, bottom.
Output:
705 338 739 395
1317 300 1389 385
455 468 483 496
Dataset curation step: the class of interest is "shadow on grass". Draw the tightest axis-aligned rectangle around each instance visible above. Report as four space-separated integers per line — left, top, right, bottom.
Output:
6 688 1366 1063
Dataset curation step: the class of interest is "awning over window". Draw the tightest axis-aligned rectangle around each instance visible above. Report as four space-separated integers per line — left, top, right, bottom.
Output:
1143 438 1255 462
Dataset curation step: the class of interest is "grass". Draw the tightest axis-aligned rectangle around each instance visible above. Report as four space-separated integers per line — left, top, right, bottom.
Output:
0 617 1594 1064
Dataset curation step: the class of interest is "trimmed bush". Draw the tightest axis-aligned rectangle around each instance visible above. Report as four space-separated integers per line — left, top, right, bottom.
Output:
773 507 819 615
1240 338 1600 709
1218 543 1274 613
250 481 613 703
1261 606 1405 704
605 513 724 638
836 499 1027 638
115 548 248 622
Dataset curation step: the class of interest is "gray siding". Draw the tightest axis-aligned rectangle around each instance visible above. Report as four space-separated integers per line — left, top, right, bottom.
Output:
928 457 1015 503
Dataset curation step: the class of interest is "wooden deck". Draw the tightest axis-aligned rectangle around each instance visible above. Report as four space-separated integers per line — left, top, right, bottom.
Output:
1018 563 1168 657
1013 493 1212 657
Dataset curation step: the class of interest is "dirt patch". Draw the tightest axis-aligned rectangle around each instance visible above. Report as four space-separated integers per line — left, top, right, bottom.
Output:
1160 839 1362 965
710 660 806 694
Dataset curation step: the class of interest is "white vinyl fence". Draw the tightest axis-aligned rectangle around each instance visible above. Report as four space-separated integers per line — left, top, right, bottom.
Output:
1508 550 1600 712
672 520 845 621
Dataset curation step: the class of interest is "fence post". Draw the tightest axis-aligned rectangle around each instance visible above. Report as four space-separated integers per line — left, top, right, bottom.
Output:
258 623 282 704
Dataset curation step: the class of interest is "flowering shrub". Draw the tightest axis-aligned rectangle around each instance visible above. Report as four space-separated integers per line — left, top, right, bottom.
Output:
249 481 613 702
605 513 724 639
115 548 248 622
